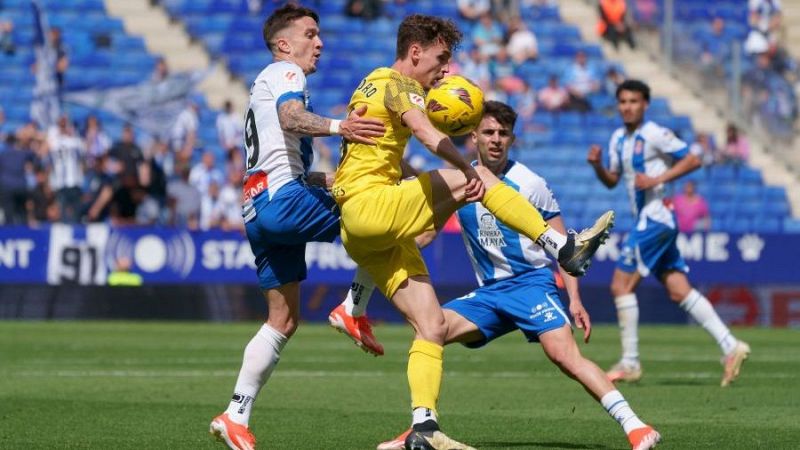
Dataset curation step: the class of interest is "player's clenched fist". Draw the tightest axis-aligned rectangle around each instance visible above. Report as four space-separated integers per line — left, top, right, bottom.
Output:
587 144 602 167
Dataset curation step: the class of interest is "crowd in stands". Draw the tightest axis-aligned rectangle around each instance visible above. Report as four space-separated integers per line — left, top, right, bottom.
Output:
631 0 797 139
0 94 247 231
0 0 792 234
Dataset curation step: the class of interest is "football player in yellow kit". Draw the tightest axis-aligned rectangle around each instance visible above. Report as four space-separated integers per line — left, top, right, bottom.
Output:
332 14 614 450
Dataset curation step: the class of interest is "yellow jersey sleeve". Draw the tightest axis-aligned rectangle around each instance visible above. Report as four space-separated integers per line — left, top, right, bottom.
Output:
384 74 426 117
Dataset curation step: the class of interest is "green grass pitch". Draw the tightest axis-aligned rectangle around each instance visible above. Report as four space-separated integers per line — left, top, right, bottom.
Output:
0 321 798 449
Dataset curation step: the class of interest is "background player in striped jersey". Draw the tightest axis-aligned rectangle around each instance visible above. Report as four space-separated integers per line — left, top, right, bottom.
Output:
587 79 750 387
375 101 660 450
209 5 387 449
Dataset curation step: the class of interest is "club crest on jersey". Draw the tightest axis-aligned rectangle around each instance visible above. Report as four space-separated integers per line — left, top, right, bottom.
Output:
409 93 426 109
634 140 644 154
427 98 447 112
452 87 474 109
478 213 506 248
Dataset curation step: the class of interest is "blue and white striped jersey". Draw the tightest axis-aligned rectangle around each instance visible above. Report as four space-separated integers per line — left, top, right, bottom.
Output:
607 121 690 230
245 61 314 198
457 160 560 286
47 127 85 190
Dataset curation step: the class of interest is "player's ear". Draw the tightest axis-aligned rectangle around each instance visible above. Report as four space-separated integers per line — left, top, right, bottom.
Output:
275 36 291 55
409 43 421 64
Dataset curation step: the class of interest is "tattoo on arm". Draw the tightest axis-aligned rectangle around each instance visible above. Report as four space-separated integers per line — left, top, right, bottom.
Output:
278 100 332 136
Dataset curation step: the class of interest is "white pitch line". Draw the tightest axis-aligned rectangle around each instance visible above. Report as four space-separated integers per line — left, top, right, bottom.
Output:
5 369 795 380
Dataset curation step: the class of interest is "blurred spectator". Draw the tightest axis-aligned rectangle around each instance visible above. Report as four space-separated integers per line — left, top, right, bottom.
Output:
46 115 85 223
107 256 142 286
109 124 146 184
0 18 15 55
345 0 383 20
310 138 334 174
83 115 111 172
200 179 223 230
136 146 168 226
492 0 521 24
216 99 243 156
721 124 749 166
460 48 491 91
632 0 657 28
217 169 245 231
458 0 491 20
748 0 781 42
597 0 636 50
696 17 729 77
472 12 504 57
189 150 225 198
489 47 523 93
512 79 537 123
171 100 199 165
49 27 69 91
26 164 58 226
0 135 33 224
603 66 625 96
151 57 169 82
563 50 600 111
537 75 570 111
690 132 719 169
83 154 115 223
505 17 538 64
0 105 6 142
167 164 201 229
109 172 144 226
673 180 710 233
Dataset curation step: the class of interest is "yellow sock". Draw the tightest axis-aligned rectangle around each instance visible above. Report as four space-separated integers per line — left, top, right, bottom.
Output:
407 339 443 412
482 182 550 241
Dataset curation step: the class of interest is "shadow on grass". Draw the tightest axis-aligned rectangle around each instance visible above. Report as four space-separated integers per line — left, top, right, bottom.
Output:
474 441 611 449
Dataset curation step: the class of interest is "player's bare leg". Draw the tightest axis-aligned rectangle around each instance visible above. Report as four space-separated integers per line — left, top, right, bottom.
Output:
662 271 750 386
427 167 614 277
211 284 298 449
540 325 660 450
608 269 644 383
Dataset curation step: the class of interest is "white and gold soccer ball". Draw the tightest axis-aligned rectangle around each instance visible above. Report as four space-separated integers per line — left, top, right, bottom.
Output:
425 75 484 136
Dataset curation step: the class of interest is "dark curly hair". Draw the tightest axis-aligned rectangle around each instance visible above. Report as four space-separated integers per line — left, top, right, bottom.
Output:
396 14 462 60
482 101 517 130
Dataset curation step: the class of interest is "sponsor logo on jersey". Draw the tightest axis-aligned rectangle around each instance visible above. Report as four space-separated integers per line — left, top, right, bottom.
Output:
478 213 506 248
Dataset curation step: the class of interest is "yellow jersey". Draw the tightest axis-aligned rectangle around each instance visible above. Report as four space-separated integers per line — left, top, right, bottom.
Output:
332 67 426 203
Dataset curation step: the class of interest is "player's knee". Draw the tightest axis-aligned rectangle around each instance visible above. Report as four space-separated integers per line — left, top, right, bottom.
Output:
547 344 581 376
267 316 298 338
610 280 630 297
414 315 447 343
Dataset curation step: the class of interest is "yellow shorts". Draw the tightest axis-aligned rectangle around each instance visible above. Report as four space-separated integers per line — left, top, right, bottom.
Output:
339 173 435 298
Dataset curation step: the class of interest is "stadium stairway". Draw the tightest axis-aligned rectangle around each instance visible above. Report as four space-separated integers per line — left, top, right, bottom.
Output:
776 1 800 173
102 0 248 112
560 0 800 218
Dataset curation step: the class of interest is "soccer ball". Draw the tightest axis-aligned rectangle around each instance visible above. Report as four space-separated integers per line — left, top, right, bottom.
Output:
425 75 484 136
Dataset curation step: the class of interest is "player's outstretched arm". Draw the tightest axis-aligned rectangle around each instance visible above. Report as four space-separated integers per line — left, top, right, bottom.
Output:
549 215 591 343
402 108 484 202
587 144 619 188
278 101 385 144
